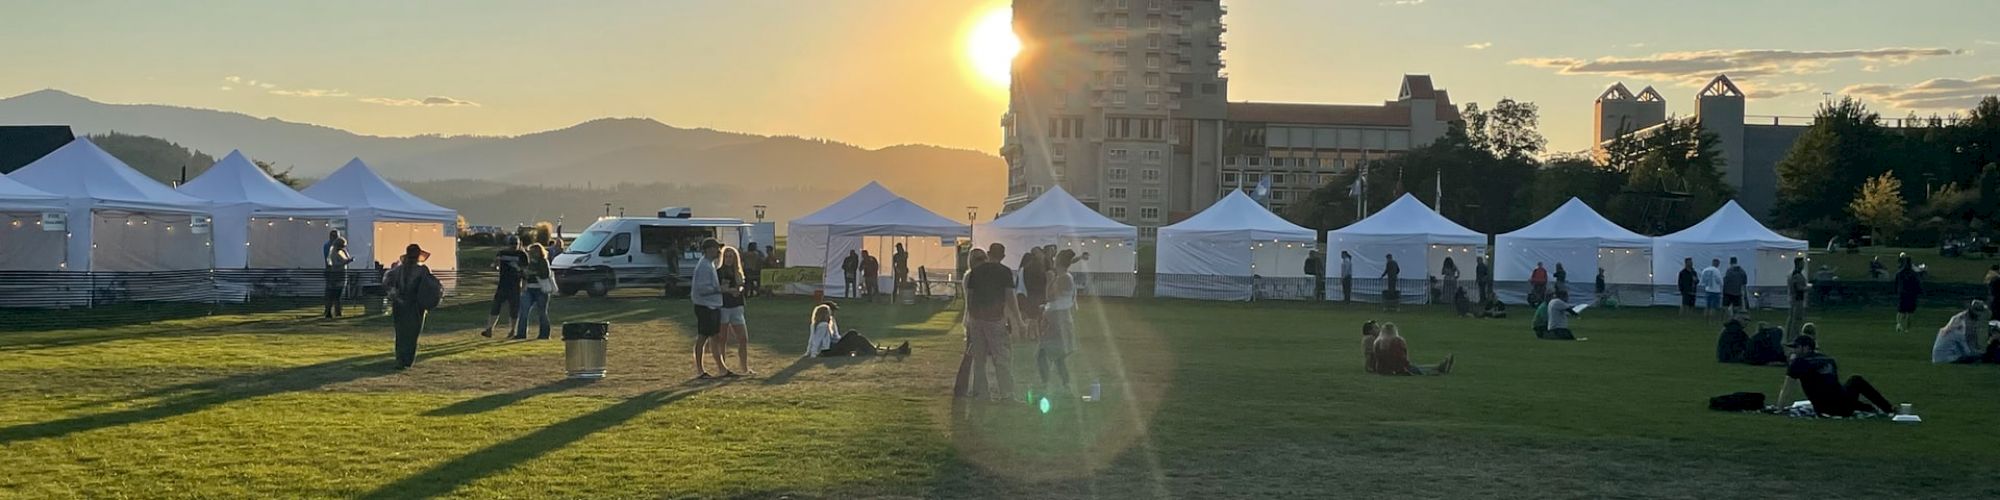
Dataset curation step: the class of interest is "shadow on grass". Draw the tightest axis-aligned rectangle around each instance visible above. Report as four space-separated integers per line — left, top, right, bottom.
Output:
356 383 730 500
1 339 495 445
758 353 879 386
423 378 599 416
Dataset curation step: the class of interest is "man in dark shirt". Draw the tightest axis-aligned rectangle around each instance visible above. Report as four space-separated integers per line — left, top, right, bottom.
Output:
892 243 910 297
1381 253 1401 309
1723 257 1749 317
860 250 881 298
481 242 527 337
1780 335 1895 417
1677 258 1698 316
841 250 860 298
1475 256 1494 306
955 243 1023 400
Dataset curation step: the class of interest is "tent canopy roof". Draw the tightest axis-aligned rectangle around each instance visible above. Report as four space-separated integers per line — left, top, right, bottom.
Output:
825 197 970 238
1659 200 1805 248
1162 190 1315 240
1331 193 1483 244
8 138 211 213
1499 197 1649 246
794 181 900 226
988 185 1134 236
178 150 345 217
301 158 455 222
0 172 65 210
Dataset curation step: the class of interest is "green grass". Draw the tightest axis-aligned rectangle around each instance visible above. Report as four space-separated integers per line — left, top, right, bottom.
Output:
3 294 1998 498
1812 246 1998 284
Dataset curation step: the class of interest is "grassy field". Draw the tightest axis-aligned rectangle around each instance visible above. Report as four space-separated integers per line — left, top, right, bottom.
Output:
1812 246 1998 284
4 291 1999 498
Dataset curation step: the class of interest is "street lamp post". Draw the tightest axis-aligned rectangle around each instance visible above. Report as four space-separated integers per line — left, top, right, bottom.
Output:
754 204 767 222
603 203 611 218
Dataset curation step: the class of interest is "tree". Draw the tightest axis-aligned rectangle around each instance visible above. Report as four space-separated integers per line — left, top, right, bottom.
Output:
255 160 303 188
1604 118 1733 233
1848 172 1907 242
1284 125 1534 234
1772 97 1888 230
1460 98 1546 161
1520 156 1622 221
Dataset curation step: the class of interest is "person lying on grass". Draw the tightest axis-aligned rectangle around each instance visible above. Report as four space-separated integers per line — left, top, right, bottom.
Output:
804 302 908 358
1774 331 1897 418
1372 323 1454 376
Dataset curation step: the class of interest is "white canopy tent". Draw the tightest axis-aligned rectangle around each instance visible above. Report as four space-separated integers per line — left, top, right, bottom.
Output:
9 138 215 273
1326 194 1485 304
975 186 1138 297
0 173 69 271
816 197 970 298
179 151 347 269
787 182 899 269
1156 190 1318 301
301 159 459 280
1651 200 1808 309
1495 198 1653 305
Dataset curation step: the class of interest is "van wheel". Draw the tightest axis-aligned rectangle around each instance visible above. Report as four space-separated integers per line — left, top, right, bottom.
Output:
587 280 610 298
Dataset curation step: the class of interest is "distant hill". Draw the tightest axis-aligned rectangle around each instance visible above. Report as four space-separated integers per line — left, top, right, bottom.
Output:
0 90 1004 227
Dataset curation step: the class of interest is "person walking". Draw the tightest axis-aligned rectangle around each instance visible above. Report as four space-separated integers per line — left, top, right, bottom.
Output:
719 246 755 375
1786 257 1809 341
1039 250 1080 393
691 239 731 378
1723 257 1748 318
513 243 558 340
1381 253 1401 310
322 231 353 319
892 242 910 299
1894 255 1922 333
1529 262 1549 305
956 243 1024 400
481 240 527 337
383 244 441 369
1340 251 1354 303
1700 259 1723 320
841 250 860 298
1677 258 1698 316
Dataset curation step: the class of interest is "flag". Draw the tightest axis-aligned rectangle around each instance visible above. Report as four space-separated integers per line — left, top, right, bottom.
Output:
1254 174 1271 199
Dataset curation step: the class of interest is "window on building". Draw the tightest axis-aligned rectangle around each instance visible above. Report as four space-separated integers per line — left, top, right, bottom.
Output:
1146 73 1162 88
1109 167 1128 180
1115 0 1128 8
1142 168 1161 181
1147 16 1162 31
1222 171 1240 185
1143 149 1163 163
1115 14 1128 28
1052 149 1067 161
1364 129 1387 149
1108 148 1129 161
1146 54 1160 69
1108 206 1128 219
1031 185 1045 196
1244 128 1265 147
1224 156 1238 166
1112 91 1127 105
1114 31 1128 48
1272 190 1287 201
1141 188 1160 200
1109 187 1128 200
1113 73 1126 87
1247 156 1261 167
1148 0 1161 10
1272 174 1288 185
1146 92 1160 105
1268 126 1289 147
1330 159 1346 170
1140 207 1160 220
1139 227 1157 238
1148 34 1161 49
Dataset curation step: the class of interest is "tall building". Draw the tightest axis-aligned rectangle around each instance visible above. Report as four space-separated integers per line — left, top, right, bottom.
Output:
1592 75 1809 221
1003 0 1458 235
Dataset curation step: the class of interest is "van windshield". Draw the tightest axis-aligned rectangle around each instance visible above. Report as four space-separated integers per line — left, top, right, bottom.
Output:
565 231 612 254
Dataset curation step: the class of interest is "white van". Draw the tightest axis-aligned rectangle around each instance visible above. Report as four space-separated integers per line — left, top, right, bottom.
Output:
552 212 754 297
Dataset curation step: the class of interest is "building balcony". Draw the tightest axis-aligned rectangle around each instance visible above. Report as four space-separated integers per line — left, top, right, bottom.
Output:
999 113 1012 127
1167 100 1182 110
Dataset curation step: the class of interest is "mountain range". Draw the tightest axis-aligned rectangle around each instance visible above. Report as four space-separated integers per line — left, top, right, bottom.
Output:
0 89 1004 225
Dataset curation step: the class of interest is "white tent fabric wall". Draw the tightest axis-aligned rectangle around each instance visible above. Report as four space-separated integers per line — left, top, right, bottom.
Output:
975 186 1139 297
815 197 970 298
1325 194 1485 304
1493 198 1654 305
1156 190 1317 301
787 182 900 269
177 151 346 270
1650 201 1808 308
374 221 457 272
90 211 212 271
0 174 69 271
302 159 459 293
8 138 216 274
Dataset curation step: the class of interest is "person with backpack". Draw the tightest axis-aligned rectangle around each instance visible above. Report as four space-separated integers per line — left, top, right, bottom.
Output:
323 231 353 319
481 239 526 337
514 243 558 340
383 244 442 369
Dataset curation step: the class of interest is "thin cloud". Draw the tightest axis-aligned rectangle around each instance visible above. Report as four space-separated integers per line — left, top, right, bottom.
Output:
1978 40 1999 46
1842 75 2000 110
1512 47 1963 85
1740 82 1818 99
1463 42 1492 50
268 88 350 98
359 96 481 108
1385 0 1425 5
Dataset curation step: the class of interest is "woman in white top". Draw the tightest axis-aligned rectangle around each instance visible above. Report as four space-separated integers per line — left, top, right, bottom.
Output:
806 302 909 358
1038 250 1080 391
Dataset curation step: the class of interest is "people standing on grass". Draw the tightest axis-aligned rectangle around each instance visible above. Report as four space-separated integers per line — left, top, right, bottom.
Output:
1776 334 1897 417
691 239 732 379
383 244 441 369
892 242 910 298
322 231 353 319
719 246 754 375
1894 255 1922 333
1441 257 1461 307
1476 255 1494 306
1529 262 1549 304
481 240 526 337
1372 323 1454 376
1340 251 1354 303
1553 263 1570 302
956 243 1024 401
1786 257 1809 341
1723 257 1748 318
1018 249 1048 338
1869 256 1887 280
841 250 860 298
1700 259 1723 319
1931 300 1988 364
1678 258 1698 316
1038 250 1079 392
1381 253 1401 309
742 242 764 299
1984 265 1999 314
514 243 558 340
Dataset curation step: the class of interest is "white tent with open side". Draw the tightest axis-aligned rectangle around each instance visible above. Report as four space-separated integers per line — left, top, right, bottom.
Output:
1156 190 1318 301
787 182 900 269
815 196 969 298
9 138 216 273
302 158 459 289
1495 198 1653 305
975 186 1138 297
1651 200 1808 309
0 173 69 272
1326 194 1485 304
179 151 347 269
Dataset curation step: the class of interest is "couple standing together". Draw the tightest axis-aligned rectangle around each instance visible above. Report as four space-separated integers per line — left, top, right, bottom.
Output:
954 243 1080 401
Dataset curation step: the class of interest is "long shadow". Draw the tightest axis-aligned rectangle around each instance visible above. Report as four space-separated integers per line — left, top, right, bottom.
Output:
758 354 873 386
423 378 598 416
6 339 494 444
356 384 726 500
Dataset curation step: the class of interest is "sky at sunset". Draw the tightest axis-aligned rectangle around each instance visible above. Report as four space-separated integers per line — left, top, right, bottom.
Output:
3 0 1996 154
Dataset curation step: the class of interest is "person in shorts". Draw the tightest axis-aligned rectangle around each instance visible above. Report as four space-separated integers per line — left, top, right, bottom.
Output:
690 239 729 378
955 243 1024 400
719 246 753 375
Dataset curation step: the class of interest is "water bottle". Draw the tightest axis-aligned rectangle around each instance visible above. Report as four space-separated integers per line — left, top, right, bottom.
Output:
1086 379 1102 402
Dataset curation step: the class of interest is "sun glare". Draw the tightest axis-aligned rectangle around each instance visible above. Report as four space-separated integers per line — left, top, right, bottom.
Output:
967 7 1020 90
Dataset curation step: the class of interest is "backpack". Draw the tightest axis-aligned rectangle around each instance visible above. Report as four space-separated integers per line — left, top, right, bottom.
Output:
1708 392 1765 412
393 264 444 311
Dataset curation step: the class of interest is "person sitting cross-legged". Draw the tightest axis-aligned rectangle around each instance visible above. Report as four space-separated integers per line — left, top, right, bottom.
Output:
1534 296 1580 341
1372 323 1454 376
1775 334 1897 417
1932 300 1989 364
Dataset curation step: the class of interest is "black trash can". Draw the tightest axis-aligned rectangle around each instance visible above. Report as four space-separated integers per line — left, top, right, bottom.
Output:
562 322 610 379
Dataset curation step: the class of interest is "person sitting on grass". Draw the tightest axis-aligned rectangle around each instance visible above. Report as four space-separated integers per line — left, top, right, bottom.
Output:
805 302 909 358
1775 334 1897 418
1534 296 1580 340
1478 300 1508 319
1372 323 1454 376
1452 286 1473 318
1360 320 1382 374
1745 321 1788 366
1931 300 1989 364
1716 316 1749 364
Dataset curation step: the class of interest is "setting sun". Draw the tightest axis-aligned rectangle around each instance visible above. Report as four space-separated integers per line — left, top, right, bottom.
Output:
966 6 1019 90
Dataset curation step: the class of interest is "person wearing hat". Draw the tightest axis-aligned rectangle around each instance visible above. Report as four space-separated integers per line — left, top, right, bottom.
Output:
1776 328 1897 417
383 243 441 369
691 238 731 378
1931 300 1989 364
